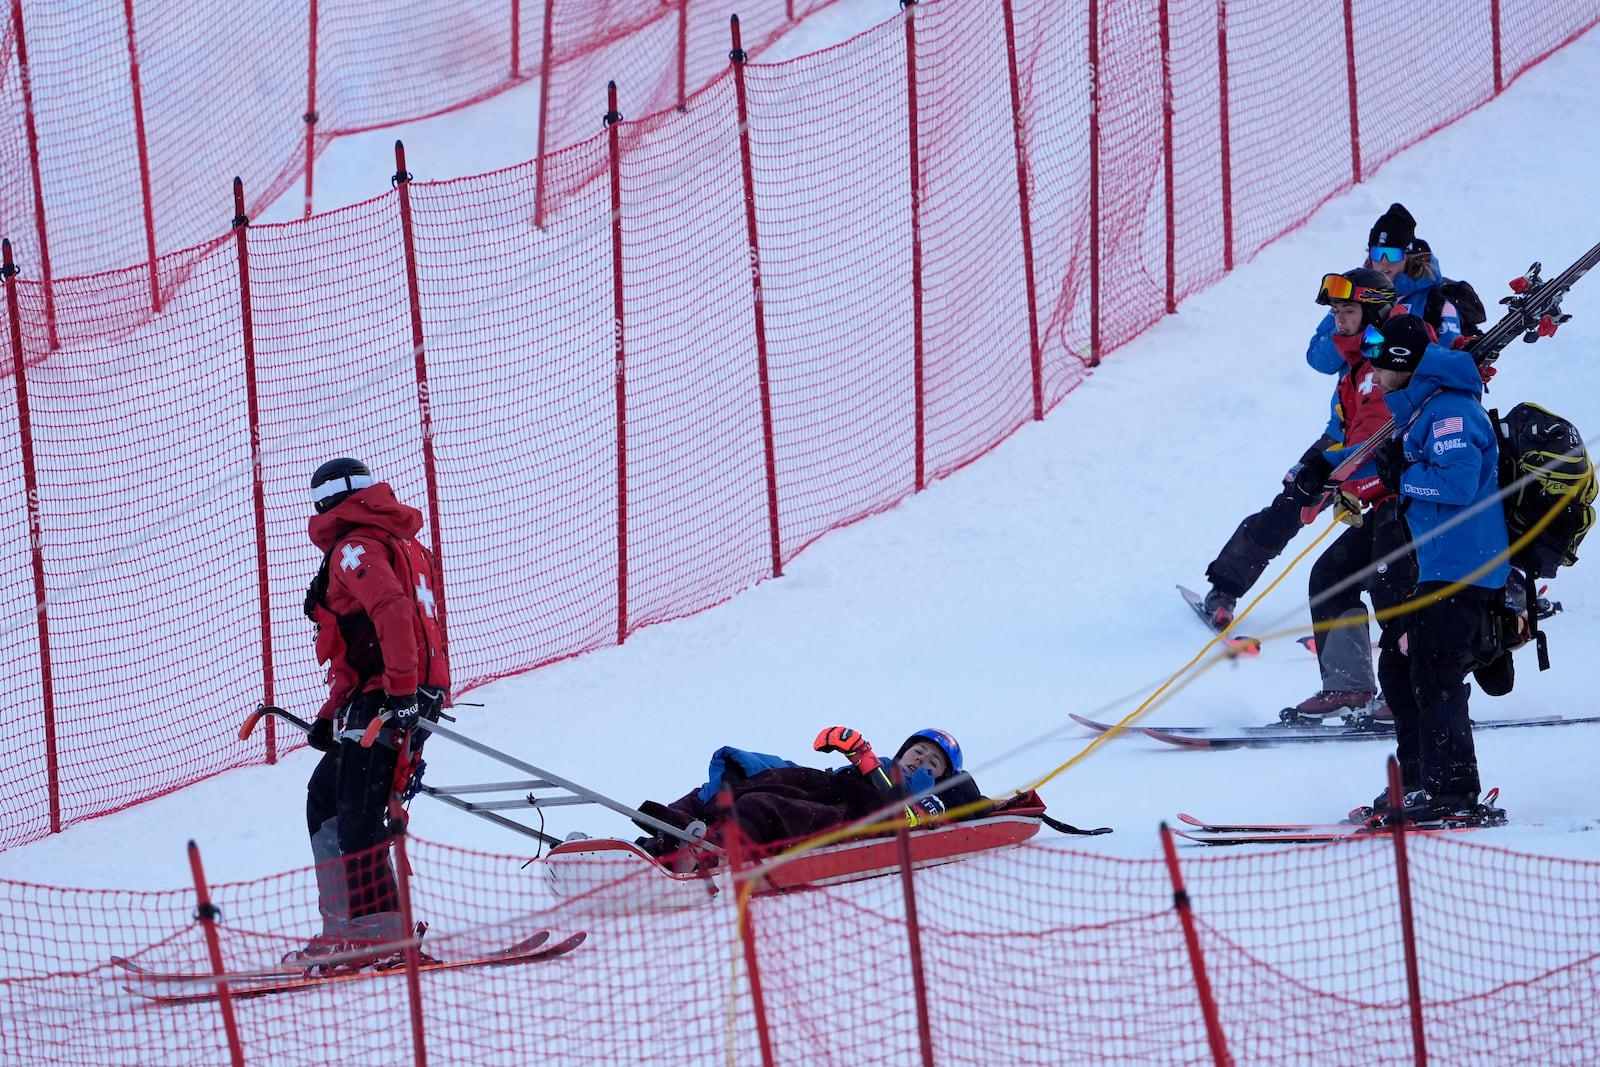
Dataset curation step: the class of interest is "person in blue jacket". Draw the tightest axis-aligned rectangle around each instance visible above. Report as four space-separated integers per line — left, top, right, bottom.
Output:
1288 316 1433 721
1198 268 1397 631
1357 326 1511 825
1306 203 1485 377
1369 203 1482 348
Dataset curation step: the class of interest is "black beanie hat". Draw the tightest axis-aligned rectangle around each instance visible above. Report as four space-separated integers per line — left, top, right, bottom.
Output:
1368 202 1417 251
1366 314 1430 372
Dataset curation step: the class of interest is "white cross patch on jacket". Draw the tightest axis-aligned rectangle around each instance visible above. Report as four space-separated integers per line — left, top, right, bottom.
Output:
415 574 437 618
340 543 366 571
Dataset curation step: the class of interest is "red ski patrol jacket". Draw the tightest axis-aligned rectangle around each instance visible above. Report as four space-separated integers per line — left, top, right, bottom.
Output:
1327 318 1440 503
306 482 450 721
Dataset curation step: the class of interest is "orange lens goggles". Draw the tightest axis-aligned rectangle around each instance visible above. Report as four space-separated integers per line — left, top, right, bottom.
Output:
1317 273 1386 306
1319 273 1356 303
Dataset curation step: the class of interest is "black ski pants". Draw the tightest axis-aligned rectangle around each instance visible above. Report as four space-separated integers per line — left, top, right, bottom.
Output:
1377 581 1498 799
1307 499 1416 692
304 691 401 919
1205 487 1307 599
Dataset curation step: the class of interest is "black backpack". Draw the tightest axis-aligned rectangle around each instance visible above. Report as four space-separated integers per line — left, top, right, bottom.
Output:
1493 403 1595 579
1426 278 1487 338
1488 403 1595 674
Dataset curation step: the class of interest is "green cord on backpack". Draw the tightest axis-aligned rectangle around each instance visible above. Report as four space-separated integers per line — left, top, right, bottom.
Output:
1494 403 1596 579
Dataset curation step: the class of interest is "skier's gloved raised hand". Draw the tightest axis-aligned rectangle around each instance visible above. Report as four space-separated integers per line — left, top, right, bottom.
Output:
1374 437 1408 493
814 725 867 756
814 726 881 773
385 691 420 731
307 715 337 753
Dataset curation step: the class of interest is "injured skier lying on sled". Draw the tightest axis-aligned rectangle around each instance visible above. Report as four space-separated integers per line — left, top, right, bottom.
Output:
632 727 989 867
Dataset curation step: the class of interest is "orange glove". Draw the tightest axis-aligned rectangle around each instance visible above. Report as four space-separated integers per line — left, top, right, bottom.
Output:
814 726 881 774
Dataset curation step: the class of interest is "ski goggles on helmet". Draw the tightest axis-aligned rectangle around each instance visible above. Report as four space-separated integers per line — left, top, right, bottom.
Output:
1368 245 1405 264
1360 324 1387 361
1317 273 1379 305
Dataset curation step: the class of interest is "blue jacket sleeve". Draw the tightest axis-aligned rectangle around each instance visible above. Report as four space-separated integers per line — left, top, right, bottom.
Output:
697 747 798 803
1305 314 1345 374
1432 302 1462 348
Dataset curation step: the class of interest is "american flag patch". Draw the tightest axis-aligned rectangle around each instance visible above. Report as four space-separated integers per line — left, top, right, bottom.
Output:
1433 416 1463 438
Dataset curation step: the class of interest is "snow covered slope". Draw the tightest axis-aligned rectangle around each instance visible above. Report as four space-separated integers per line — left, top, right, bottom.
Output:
5 6 1600 891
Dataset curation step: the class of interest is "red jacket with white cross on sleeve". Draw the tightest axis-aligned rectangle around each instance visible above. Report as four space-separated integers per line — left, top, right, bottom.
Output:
306 482 450 720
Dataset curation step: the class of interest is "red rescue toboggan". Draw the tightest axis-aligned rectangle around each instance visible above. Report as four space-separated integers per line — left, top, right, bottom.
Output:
243 706 1089 905
544 791 1052 903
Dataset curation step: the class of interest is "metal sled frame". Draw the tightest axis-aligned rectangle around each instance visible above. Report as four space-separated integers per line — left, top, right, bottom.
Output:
414 721 709 850
241 705 707 852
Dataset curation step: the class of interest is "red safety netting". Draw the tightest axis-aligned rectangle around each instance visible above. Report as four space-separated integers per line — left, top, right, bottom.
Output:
4 829 1600 1063
0 0 846 291
401 144 621 676
2 0 1600 850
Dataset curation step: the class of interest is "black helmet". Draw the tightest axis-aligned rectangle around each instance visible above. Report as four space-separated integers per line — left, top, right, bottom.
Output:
1316 267 1396 327
310 457 373 514
1363 313 1431 373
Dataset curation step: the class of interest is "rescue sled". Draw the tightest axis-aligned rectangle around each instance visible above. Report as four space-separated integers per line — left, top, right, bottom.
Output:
242 706 1069 908
751 792 1049 892
542 792 1050 907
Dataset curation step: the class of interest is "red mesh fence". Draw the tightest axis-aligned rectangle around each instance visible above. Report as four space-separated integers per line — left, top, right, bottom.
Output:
402 144 621 678
742 30 920 543
3 0 1600 850
1008 0 1094 384
0 0 845 293
5 829 1600 1064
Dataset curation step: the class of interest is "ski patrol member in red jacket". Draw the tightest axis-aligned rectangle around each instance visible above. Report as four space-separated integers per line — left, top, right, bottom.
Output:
287 457 450 969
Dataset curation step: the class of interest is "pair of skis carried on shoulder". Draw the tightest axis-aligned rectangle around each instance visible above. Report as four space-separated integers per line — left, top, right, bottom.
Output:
1303 239 1600 522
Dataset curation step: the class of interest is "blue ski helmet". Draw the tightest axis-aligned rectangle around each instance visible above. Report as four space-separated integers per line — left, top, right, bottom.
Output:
895 729 962 779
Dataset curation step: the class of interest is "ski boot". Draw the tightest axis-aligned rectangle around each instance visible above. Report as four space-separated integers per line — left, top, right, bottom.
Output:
1345 781 1414 826
1349 787 1506 829
371 922 440 971
1201 587 1236 631
280 935 344 968
1399 788 1507 828
1338 693 1391 729
1280 689 1375 726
